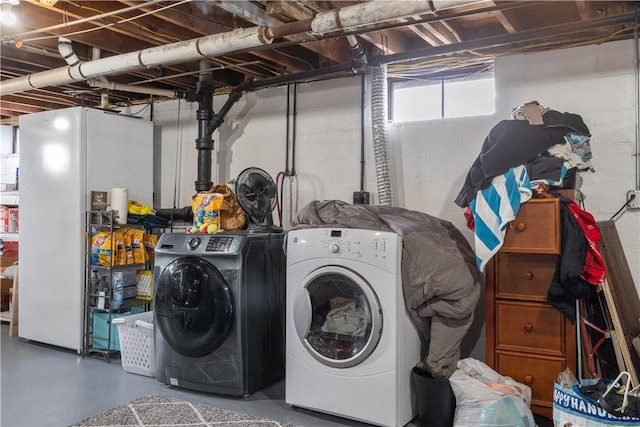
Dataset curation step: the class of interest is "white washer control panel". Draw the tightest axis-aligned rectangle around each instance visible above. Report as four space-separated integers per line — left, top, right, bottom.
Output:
287 228 401 272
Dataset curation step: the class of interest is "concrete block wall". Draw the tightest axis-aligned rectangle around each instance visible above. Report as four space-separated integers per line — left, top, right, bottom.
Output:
151 39 639 352
494 39 639 288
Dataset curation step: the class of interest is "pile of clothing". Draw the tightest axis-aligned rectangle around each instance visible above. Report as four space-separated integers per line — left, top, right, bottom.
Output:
455 101 605 319
455 101 595 273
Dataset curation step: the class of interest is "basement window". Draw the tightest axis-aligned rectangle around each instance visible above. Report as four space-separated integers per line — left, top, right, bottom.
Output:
390 75 495 122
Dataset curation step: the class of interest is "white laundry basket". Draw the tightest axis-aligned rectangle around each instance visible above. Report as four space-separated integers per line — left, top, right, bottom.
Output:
112 311 155 377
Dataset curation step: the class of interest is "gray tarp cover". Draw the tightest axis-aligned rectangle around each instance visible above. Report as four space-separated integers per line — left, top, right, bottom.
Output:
292 200 482 379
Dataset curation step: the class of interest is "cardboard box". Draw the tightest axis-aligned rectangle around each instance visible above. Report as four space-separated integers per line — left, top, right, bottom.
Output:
7 208 18 233
0 206 8 233
1 241 18 258
0 256 18 312
553 381 640 426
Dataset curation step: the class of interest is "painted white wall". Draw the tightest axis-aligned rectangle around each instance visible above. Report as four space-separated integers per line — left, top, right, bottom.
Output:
495 39 639 288
0 125 15 154
149 38 640 359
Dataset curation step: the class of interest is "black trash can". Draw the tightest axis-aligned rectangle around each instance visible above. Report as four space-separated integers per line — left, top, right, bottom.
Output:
411 366 456 427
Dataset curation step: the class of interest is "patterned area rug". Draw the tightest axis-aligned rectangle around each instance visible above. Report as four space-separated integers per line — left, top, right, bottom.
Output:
70 394 297 427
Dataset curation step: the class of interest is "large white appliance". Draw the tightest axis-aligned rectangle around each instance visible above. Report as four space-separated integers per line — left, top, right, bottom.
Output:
286 228 421 427
19 107 153 351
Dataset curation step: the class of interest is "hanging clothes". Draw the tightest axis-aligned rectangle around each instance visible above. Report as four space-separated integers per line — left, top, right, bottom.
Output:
546 194 605 320
564 200 607 285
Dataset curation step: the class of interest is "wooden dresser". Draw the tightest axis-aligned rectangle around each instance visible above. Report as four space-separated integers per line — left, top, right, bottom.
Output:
485 197 577 418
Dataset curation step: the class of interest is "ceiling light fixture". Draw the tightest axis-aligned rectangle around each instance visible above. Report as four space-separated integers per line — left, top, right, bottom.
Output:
0 0 19 26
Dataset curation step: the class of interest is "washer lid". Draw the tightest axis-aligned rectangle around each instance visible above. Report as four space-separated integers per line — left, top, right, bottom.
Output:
293 265 382 368
154 256 233 358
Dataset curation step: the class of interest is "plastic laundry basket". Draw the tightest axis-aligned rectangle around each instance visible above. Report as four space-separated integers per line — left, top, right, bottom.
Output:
112 311 156 377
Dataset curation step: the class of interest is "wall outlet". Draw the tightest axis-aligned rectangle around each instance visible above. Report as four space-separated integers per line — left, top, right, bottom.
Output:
628 190 640 209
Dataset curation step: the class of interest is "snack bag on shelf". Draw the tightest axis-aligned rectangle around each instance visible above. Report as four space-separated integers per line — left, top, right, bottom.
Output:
91 231 115 266
143 233 158 262
128 228 146 264
190 192 223 234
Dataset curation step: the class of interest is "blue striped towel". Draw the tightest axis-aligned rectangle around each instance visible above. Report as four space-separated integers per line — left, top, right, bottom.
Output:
470 165 532 272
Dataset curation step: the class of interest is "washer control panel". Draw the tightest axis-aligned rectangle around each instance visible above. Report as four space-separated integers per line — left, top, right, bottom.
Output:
205 235 239 253
287 228 400 271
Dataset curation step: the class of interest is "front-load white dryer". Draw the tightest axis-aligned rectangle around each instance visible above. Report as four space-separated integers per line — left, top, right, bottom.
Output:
285 228 421 427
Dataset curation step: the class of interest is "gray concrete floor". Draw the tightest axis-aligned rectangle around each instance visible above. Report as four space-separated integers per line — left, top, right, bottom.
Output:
0 324 419 427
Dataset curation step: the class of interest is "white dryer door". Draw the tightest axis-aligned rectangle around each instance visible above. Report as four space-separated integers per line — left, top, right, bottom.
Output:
293 265 382 368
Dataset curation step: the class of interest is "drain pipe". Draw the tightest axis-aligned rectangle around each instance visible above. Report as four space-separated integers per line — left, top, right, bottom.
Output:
346 35 367 70
58 36 182 101
58 37 80 67
195 66 254 192
87 78 180 98
155 72 252 220
370 64 392 206
195 60 214 192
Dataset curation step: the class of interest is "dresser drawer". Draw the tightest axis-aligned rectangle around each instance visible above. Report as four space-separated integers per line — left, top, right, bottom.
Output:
496 253 557 301
496 352 566 413
496 301 565 356
502 198 560 254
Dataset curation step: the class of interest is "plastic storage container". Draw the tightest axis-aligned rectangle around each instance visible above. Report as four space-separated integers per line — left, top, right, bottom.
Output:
112 311 155 377
411 366 456 427
92 311 132 351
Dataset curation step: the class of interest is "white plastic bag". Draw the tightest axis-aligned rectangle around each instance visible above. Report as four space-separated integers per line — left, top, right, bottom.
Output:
449 358 536 427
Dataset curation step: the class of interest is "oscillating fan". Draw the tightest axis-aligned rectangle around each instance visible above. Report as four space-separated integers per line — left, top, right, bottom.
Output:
235 167 279 229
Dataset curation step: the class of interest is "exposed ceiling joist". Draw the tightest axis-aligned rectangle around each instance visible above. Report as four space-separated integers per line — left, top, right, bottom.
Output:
0 0 637 126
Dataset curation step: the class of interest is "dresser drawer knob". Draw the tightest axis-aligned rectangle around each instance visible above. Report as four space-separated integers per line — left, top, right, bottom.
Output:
515 222 527 232
524 271 534 280
524 375 534 385
524 323 534 333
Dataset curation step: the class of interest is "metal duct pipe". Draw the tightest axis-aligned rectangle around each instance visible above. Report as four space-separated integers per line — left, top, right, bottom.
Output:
311 0 476 34
87 78 178 98
0 26 272 95
370 64 392 206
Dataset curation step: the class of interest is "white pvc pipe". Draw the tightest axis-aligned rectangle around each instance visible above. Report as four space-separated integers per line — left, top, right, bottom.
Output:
311 0 478 34
58 37 80 67
88 78 177 98
0 26 271 96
